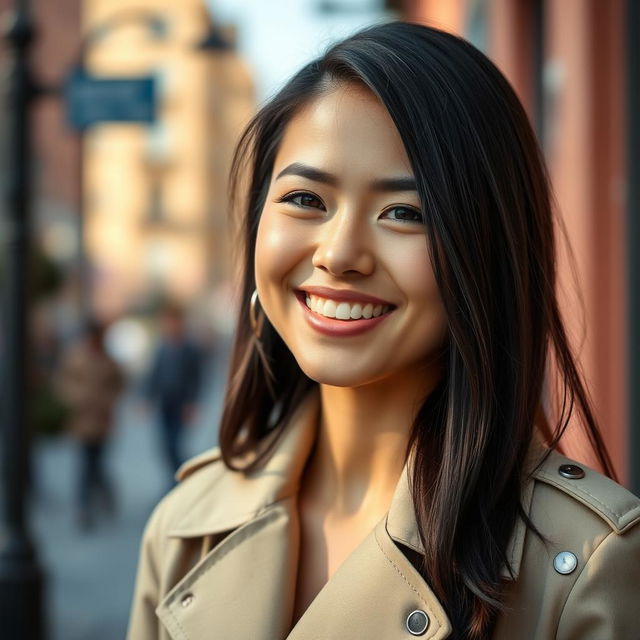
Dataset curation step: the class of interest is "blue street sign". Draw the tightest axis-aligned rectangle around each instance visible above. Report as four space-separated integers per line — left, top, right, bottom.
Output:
65 68 156 131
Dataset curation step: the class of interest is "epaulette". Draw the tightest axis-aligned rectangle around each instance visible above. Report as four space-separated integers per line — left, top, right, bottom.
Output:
533 449 640 534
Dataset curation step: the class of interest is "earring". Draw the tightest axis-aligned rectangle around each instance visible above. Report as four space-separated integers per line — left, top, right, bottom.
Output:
249 289 262 338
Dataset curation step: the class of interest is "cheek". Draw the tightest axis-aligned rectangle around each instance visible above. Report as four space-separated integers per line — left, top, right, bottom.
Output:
255 211 294 285
254 209 309 310
390 241 440 301
390 241 448 336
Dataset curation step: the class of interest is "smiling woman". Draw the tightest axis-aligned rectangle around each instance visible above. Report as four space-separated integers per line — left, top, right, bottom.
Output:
127 21 640 640
255 83 447 388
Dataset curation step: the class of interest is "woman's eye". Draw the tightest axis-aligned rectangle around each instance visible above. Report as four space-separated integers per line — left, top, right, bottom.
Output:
381 206 424 224
278 191 325 210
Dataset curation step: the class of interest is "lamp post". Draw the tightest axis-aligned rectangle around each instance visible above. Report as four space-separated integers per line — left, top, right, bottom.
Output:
0 0 45 637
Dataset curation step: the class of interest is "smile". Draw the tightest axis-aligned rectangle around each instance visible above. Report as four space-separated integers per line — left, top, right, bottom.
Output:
294 290 395 338
304 294 393 320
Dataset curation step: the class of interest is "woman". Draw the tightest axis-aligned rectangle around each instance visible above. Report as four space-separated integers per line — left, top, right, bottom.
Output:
128 22 640 639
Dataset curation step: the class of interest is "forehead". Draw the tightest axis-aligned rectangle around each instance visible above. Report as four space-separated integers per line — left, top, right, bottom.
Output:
272 83 413 180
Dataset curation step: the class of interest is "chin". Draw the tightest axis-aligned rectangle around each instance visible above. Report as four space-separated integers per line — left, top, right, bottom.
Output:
295 359 383 389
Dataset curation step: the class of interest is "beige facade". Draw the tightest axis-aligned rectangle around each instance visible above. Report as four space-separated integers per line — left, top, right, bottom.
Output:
83 0 254 317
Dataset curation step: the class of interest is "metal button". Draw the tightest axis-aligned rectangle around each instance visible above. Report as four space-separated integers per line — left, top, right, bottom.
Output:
180 593 194 607
553 551 578 575
558 464 585 479
406 609 429 635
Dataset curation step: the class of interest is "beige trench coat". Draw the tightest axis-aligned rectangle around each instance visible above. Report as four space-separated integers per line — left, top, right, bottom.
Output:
128 390 640 639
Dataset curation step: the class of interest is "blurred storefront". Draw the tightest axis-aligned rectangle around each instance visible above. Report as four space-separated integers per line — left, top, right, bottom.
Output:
82 0 254 319
407 0 638 489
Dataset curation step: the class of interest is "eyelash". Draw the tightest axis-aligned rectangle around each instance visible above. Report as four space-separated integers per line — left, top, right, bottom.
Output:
275 191 424 224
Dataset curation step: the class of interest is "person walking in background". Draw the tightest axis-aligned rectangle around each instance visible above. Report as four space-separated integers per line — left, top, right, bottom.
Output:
57 319 124 531
143 304 203 485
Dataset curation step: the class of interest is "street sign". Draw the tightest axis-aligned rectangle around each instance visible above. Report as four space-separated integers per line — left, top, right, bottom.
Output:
65 68 156 131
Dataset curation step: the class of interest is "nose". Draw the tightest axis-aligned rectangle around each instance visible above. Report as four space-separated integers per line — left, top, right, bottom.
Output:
311 207 375 277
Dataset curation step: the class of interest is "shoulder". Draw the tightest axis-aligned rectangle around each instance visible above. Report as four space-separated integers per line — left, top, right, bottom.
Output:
521 448 640 637
141 447 227 538
531 447 640 534
176 446 224 482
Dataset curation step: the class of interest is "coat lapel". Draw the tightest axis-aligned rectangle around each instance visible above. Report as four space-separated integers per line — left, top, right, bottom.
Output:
156 392 320 640
287 515 452 639
155 388 543 639
157 497 301 640
385 444 540 581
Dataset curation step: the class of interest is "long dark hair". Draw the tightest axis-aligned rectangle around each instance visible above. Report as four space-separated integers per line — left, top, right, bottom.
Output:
219 21 615 638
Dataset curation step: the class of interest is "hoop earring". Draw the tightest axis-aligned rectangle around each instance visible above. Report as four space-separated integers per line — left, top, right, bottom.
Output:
249 289 262 338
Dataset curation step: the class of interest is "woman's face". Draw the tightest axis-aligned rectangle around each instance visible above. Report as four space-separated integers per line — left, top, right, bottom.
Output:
255 82 448 389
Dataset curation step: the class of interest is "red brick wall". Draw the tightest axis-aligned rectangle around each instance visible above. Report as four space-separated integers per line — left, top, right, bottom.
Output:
0 0 81 208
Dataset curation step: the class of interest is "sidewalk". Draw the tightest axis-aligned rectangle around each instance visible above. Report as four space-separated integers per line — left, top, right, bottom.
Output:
31 345 229 640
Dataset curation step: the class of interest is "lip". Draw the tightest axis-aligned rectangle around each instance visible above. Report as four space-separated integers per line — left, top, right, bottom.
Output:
295 291 394 337
297 285 394 307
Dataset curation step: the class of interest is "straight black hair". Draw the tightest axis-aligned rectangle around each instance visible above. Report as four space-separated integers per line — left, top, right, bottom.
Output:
220 21 614 638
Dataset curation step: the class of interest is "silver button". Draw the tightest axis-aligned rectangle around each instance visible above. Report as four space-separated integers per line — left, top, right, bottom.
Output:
180 593 194 607
558 464 585 479
406 609 429 635
553 551 578 575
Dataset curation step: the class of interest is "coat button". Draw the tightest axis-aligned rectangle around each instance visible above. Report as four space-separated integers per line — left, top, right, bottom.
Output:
558 464 585 479
180 593 195 607
553 551 578 575
406 609 429 635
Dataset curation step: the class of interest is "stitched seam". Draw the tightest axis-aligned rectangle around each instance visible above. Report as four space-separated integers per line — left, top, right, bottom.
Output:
168 607 189 640
538 472 629 520
169 507 269 537
170 491 297 538
164 508 282 607
164 606 188 640
374 525 445 636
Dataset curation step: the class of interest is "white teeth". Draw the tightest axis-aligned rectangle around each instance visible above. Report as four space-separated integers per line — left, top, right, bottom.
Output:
303 294 392 321
335 302 351 320
322 299 337 318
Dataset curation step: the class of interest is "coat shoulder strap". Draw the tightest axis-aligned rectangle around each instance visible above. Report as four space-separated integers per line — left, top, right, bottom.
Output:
533 448 640 534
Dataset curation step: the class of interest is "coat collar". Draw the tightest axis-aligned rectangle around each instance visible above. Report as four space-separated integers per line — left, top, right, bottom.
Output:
168 389 320 537
169 387 542 581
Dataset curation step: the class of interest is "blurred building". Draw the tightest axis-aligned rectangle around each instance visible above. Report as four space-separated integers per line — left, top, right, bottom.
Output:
83 0 254 318
0 0 82 337
408 0 636 486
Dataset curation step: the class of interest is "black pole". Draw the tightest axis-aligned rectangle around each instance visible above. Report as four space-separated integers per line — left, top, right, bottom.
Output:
0 0 46 637
627 0 640 496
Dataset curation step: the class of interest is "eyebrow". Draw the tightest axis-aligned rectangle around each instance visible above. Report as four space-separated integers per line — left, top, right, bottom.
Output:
275 162 417 192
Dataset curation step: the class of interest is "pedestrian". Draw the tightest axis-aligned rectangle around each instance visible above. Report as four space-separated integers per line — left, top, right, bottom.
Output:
57 319 124 531
128 22 640 639
143 304 203 484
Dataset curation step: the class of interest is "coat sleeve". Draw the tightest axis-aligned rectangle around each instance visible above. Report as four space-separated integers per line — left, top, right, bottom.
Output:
556 523 640 638
127 502 166 640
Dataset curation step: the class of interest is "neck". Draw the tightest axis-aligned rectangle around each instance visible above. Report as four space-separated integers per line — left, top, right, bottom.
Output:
302 366 441 519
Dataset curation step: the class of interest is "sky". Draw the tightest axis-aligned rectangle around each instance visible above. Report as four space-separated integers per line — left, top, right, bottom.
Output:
203 0 395 103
